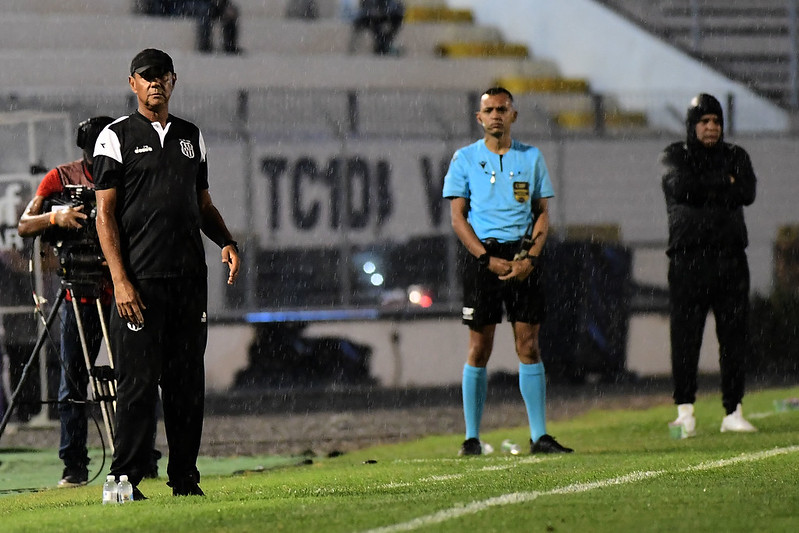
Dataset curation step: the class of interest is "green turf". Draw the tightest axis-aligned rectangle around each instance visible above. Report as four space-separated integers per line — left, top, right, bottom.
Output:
1 386 798 532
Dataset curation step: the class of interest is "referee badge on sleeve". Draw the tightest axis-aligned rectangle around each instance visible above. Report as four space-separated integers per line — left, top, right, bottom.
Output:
513 182 529 203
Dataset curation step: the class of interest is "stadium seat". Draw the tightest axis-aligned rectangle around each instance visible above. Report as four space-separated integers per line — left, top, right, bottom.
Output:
600 0 795 107
0 0 651 138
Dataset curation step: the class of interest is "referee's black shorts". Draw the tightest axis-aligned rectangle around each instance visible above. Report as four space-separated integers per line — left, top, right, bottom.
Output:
460 239 546 329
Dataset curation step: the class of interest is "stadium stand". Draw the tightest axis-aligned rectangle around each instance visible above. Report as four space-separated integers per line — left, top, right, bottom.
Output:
404 3 474 24
0 0 649 137
597 0 799 108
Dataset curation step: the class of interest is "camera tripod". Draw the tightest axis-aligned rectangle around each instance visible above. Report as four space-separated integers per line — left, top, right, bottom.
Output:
0 280 117 452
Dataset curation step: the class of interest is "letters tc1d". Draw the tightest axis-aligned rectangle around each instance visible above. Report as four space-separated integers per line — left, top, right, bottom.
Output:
260 155 450 232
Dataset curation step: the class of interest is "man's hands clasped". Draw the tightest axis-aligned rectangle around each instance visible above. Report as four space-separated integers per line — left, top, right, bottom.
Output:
485 255 536 281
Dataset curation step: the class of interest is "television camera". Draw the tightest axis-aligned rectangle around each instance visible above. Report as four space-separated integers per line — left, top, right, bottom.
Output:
42 184 107 292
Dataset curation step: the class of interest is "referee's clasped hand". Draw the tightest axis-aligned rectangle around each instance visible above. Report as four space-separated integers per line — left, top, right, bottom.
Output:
498 257 534 282
489 257 512 278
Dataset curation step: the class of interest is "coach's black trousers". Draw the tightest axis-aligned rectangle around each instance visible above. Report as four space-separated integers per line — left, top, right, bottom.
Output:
109 278 207 486
668 248 750 414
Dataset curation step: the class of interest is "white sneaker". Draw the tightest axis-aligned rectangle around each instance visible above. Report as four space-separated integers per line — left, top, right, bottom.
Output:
720 404 757 433
670 403 696 438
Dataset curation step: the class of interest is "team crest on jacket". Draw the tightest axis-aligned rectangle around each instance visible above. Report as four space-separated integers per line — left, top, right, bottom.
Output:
513 182 529 203
179 139 195 159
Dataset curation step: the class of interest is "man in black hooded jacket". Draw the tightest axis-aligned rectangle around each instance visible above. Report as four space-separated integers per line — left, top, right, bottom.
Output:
660 93 757 437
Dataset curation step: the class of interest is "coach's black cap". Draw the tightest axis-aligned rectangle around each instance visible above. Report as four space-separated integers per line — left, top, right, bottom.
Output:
130 48 174 76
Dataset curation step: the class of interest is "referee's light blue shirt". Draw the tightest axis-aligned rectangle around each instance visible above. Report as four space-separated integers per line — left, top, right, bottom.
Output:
442 139 555 242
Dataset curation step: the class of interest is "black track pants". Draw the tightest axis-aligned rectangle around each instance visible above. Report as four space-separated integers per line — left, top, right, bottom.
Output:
109 278 207 486
668 249 750 414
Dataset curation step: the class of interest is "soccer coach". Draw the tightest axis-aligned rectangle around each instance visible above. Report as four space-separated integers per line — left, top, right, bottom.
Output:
93 48 240 498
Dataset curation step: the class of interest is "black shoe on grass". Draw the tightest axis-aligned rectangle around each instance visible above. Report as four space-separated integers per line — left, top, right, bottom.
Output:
57 466 88 488
530 434 574 454
458 437 482 456
170 480 205 496
132 486 148 501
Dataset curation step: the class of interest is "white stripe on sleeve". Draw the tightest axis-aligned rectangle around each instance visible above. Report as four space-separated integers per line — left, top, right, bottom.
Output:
93 125 123 163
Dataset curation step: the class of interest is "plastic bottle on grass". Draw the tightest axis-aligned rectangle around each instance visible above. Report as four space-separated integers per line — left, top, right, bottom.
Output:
502 439 521 455
774 398 799 412
117 475 133 503
102 475 118 505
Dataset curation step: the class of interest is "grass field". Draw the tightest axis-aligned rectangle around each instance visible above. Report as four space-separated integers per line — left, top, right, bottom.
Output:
2 386 799 532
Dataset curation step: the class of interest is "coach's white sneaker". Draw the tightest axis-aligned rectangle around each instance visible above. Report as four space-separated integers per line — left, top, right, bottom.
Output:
720 404 757 433
670 403 696 438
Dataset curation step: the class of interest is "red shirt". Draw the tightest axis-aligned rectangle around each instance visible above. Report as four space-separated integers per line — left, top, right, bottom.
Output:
37 167 76 197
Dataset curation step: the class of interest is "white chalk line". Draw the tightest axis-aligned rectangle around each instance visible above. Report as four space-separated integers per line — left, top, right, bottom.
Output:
396 454 541 465
377 456 549 490
363 445 799 533
747 410 776 420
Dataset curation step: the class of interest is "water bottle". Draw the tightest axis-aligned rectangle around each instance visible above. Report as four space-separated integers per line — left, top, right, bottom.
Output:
117 474 134 503
501 439 521 455
102 475 118 505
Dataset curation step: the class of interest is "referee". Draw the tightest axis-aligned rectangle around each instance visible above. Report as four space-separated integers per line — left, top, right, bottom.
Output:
443 87 572 456
93 48 240 498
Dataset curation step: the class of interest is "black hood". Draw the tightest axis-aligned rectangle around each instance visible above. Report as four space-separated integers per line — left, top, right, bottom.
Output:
686 93 724 151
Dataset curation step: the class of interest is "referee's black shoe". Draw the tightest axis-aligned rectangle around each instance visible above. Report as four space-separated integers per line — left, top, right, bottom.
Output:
458 437 482 456
530 435 574 454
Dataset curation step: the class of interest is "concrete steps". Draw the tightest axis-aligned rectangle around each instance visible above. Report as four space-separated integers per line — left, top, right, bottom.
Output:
404 4 474 23
0 48 558 91
435 41 529 59
0 12 499 58
0 0 650 136
598 0 797 108
2 0 130 15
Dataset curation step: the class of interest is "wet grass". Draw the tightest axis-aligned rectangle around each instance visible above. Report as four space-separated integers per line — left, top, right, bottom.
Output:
1 386 798 532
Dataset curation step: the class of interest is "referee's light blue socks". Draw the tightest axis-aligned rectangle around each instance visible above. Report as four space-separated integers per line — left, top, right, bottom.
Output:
519 361 547 442
462 364 487 440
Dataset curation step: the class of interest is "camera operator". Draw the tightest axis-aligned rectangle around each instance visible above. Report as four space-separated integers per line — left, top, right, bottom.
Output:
17 116 160 487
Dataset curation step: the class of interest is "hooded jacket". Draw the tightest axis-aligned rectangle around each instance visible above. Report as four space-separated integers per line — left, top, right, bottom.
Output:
660 94 756 255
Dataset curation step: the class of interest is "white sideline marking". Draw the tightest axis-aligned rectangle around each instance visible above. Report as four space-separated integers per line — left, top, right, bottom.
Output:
423 474 462 482
747 411 775 420
381 482 413 489
377 457 548 490
363 446 799 533
396 456 545 465
682 445 799 472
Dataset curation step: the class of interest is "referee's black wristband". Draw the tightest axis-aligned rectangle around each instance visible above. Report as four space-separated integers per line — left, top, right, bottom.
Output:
223 239 239 253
